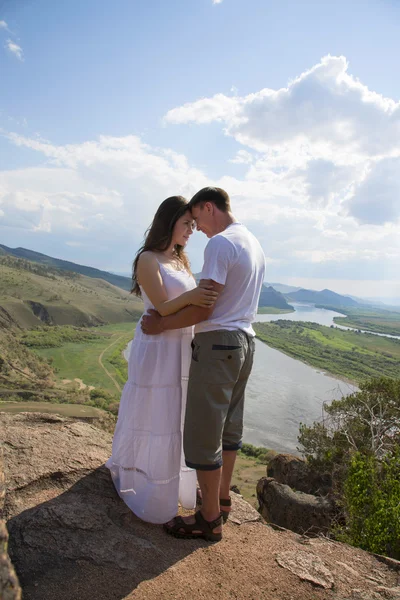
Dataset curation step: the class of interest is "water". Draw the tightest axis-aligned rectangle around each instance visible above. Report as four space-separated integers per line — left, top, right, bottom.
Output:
256 303 342 326
242 339 355 453
257 303 400 340
124 303 358 454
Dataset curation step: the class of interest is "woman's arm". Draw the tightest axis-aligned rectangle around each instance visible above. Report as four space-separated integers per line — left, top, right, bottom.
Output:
136 252 218 317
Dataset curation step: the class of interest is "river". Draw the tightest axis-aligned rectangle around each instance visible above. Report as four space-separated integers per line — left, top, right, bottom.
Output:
242 304 358 452
257 303 400 340
124 303 360 454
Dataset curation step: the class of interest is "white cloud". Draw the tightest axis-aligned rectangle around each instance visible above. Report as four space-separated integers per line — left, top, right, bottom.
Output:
5 39 24 61
0 134 209 268
165 55 400 228
1 129 400 289
212 0 224 4
165 55 400 159
347 158 400 225
1 55 400 292
0 20 8 30
229 150 254 164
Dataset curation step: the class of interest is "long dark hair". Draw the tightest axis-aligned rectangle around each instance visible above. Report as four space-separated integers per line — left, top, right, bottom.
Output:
131 196 191 296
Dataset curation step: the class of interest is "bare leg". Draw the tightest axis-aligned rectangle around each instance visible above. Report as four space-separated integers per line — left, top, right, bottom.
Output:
220 450 237 517
166 468 222 535
220 450 237 498
197 468 222 525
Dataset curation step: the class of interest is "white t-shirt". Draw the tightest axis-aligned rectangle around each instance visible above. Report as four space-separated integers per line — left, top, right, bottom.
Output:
195 223 266 337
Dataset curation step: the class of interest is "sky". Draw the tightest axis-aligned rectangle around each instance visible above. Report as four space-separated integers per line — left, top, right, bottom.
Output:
1 0 400 301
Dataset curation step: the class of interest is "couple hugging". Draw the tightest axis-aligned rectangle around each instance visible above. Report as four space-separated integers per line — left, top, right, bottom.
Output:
106 187 266 543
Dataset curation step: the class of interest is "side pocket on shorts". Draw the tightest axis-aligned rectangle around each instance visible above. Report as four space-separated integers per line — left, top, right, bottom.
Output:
191 340 200 362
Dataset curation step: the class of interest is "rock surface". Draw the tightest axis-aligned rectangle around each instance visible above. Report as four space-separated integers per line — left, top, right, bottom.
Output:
257 476 335 535
267 453 332 495
276 550 335 589
0 447 21 600
1 412 400 600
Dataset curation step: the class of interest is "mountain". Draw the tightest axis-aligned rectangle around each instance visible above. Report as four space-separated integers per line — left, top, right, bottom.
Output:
0 244 132 292
286 288 359 307
0 254 142 329
258 285 294 310
265 282 302 294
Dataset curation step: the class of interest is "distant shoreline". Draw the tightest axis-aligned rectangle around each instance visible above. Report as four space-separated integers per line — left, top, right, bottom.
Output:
253 320 400 386
257 307 295 315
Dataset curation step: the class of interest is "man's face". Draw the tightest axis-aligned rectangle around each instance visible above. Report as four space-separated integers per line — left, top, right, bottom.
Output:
191 203 215 238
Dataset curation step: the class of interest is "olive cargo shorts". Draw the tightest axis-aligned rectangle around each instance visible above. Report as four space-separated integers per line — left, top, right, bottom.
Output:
184 329 255 471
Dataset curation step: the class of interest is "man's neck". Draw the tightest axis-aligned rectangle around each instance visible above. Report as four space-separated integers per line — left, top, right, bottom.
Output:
215 212 238 234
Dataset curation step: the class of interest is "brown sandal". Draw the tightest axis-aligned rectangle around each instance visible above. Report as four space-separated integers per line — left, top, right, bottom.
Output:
219 497 232 523
196 490 231 524
163 510 222 542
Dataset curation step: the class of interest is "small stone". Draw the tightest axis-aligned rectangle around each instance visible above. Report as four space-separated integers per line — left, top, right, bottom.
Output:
336 561 360 578
229 492 261 525
276 550 334 589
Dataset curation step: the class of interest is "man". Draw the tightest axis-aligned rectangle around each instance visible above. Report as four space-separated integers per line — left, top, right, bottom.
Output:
141 187 266 542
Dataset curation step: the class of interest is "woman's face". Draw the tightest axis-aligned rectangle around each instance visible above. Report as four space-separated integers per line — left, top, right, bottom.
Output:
172 210 195 247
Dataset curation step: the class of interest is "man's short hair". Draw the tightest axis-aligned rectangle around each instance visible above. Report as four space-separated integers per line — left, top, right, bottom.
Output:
189 187 231 213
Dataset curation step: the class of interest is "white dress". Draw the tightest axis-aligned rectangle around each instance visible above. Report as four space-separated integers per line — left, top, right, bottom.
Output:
106 260 197 524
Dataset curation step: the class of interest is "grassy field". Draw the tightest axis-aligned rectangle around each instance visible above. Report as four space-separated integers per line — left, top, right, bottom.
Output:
316 304 400 336
34 322 134 394
254 320 400 383
257 307 294 314
231 452 268 508
0 401 104 417
0 255 142 328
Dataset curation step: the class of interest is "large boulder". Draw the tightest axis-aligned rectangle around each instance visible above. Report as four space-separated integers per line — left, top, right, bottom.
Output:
267 453 332 496
257 476 335 535
2 411 399 600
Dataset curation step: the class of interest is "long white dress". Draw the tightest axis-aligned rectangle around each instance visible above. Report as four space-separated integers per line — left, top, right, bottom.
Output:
106 260 197 524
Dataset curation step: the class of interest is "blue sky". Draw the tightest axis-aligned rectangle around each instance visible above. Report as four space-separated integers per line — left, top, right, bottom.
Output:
1 0 400 300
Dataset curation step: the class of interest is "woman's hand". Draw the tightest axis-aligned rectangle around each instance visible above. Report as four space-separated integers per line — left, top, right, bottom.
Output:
187 283 219 308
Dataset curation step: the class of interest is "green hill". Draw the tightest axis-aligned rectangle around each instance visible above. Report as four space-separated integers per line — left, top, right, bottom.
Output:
0 255 143 329
0 244 132 291
258 285 294 310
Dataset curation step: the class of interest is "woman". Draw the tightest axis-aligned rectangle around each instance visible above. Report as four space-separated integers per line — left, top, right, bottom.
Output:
106 196 218 524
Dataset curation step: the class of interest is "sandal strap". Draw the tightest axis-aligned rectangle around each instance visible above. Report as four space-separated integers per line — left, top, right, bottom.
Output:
195 510 222 532
219 497 231 507
166 511 222 535
167 516 200 535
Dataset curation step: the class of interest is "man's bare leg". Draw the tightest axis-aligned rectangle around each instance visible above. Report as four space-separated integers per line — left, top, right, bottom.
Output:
220 450 237 517
197 467 222 528
165 467 222 534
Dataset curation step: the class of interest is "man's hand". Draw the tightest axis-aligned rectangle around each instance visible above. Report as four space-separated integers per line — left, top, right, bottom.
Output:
141 309 165 335
198 278 214 290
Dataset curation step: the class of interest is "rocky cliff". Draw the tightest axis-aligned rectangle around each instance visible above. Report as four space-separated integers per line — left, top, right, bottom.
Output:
1 412 399 600
0 447 21 600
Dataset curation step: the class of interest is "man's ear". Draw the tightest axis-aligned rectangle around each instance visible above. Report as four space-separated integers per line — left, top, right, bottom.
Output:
205 201 213 215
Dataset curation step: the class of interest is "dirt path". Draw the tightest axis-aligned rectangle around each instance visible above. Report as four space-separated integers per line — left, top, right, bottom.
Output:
98 334 125 393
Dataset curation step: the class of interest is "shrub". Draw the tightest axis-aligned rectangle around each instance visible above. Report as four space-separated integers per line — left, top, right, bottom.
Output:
337 450 400 559
298 377 400 485
240 443 272 464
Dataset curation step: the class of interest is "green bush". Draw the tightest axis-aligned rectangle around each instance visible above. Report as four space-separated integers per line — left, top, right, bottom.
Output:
240 443 272 464
298 377 400 487
337 450 400 559
19 325 99 348
89 387 117 410
106 344 128 384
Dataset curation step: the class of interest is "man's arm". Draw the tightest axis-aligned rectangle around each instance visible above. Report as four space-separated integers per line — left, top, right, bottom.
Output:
141 280 224 334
